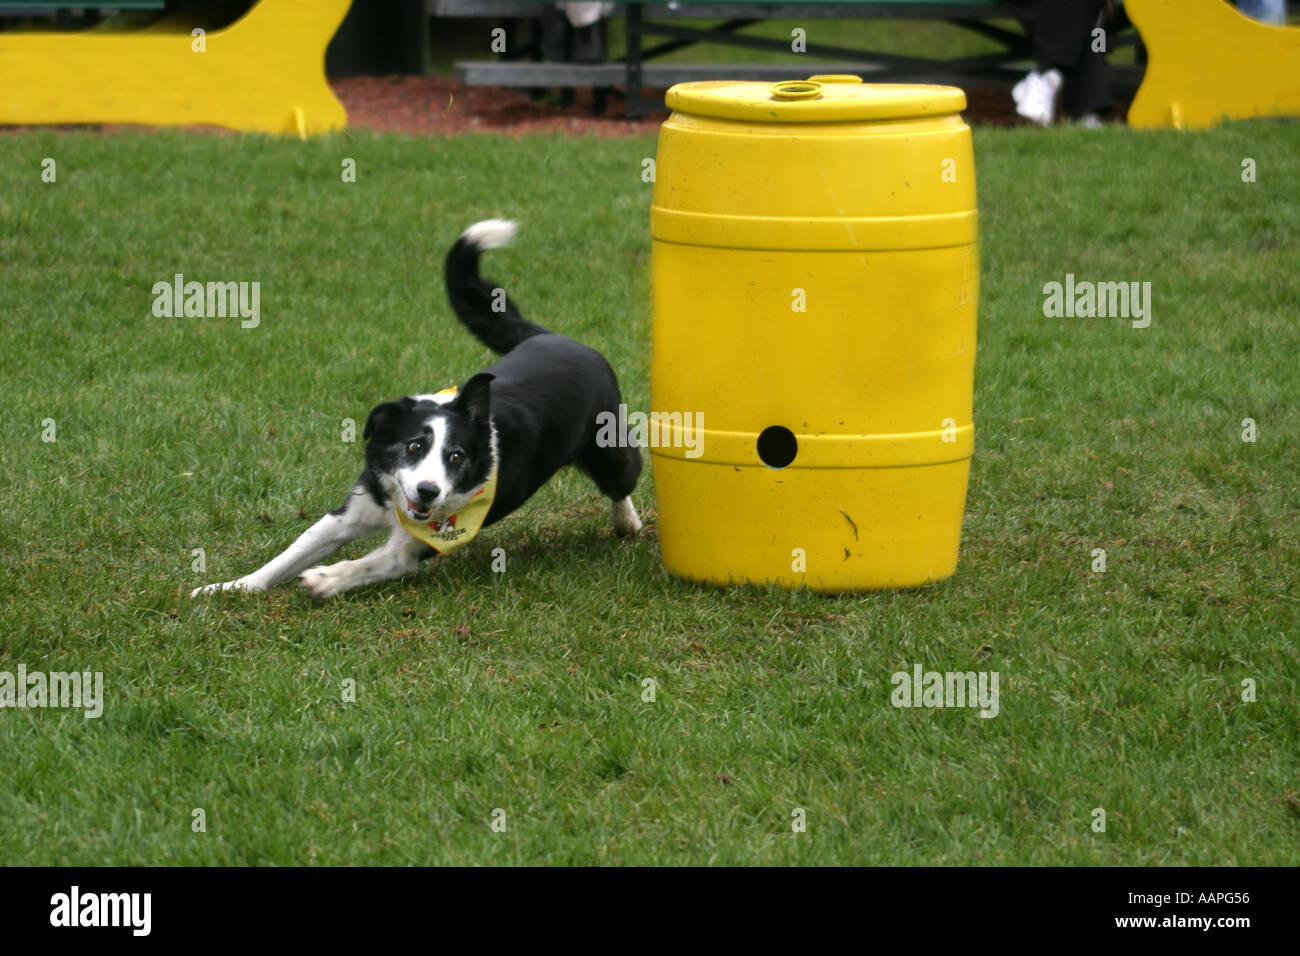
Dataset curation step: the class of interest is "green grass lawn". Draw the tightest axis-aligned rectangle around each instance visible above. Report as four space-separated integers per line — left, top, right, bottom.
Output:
430 16 1026 73
430 14 1143 74
603 15 1021 64
0 120 1297 865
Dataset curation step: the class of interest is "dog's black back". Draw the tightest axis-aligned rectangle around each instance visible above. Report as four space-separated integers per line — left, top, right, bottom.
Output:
361 220 641 532
474 333 638 524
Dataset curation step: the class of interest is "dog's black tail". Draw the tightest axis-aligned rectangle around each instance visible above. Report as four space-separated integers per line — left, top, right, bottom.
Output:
445 219 548 355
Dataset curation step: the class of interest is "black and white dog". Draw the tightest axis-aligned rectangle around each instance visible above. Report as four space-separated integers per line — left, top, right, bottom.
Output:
192 220 643 600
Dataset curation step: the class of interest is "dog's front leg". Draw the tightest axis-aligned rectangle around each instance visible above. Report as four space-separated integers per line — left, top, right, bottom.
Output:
299 527 430 600
191 485 389 596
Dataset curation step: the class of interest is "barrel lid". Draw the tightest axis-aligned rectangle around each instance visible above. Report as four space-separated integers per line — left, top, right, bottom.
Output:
665 77 967 123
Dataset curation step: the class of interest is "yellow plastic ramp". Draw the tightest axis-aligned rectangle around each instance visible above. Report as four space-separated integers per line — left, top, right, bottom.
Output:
0 0 350 136
1127 0 1300 129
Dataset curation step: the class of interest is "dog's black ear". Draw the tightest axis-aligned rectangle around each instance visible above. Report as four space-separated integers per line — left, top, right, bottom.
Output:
457 373 494 428
363 400 406 441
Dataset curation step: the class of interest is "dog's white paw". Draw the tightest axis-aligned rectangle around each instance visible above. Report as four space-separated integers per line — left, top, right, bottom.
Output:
190 579 265 598
299 565 350 600
611 497 642 537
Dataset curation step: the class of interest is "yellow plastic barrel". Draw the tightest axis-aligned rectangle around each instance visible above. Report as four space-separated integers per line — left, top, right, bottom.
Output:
649 77 978 592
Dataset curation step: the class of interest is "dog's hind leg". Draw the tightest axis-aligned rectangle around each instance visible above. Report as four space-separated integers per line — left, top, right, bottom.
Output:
190 481 390 596
298 526 431 600
577 441 644 536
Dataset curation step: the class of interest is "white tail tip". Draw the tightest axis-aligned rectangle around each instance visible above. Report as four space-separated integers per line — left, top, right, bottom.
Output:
461 219 518 251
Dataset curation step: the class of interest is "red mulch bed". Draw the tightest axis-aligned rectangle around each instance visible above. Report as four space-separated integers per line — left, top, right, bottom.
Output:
335 75 664 136
333 75 1130 135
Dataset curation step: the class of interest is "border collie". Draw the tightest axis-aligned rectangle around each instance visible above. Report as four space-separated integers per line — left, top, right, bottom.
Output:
191 220 643 600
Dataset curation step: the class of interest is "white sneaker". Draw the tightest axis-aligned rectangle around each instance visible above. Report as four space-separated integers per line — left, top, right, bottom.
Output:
1014 69 1063 126
1011 72 1032 105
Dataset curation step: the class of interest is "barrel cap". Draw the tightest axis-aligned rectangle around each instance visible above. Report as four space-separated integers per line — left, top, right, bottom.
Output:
665 77 967 123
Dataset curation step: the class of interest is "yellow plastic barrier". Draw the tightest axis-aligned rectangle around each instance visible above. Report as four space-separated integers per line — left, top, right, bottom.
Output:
0 0 350 136
1127 0 1300 129
650 77 978 593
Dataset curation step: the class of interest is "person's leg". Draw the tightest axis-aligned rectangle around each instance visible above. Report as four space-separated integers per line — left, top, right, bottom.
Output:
1004 0 1109 123
1002 1 1060 125
1027 0 1101 73
1063 1 1112 120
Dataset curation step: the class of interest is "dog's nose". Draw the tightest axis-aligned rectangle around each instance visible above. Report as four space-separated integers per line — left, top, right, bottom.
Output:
415 481 441 504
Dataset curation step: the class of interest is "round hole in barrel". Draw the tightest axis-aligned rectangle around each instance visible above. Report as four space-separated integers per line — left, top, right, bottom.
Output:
769 80 822 102
757 426 798 469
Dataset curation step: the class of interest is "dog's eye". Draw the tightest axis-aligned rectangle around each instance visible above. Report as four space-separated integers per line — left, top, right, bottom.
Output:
406 440 425 456
448 451 465 466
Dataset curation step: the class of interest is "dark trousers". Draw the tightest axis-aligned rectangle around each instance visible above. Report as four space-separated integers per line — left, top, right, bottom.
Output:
1002 0 1112 117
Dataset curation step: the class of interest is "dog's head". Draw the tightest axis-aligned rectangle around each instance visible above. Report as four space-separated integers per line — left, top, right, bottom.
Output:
363 373 495 521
